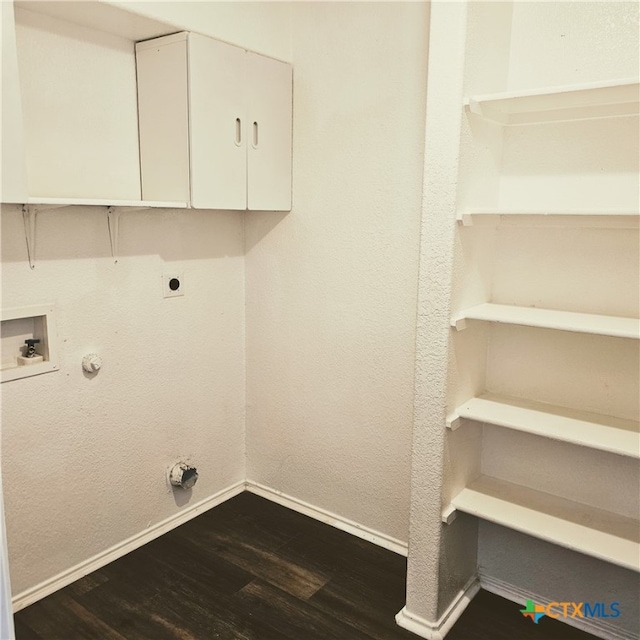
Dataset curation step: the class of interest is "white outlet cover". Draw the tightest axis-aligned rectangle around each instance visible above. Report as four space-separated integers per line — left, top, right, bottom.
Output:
163 272 184 298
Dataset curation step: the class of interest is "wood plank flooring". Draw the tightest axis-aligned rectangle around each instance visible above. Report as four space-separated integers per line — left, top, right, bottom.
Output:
14 491 598 640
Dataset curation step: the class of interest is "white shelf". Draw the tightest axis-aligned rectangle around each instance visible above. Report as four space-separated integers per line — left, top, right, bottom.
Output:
465 78 639 125
449 394 640 459
457 209 639 229
14 1 176 42
451 303 640 339
26 198 188 209
448 475 640 572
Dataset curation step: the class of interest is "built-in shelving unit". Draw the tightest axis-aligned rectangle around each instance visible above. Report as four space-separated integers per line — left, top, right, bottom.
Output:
448 394 640 459
448 475 640 572
465 78 640 125
451 303 640 339
448 60 640 596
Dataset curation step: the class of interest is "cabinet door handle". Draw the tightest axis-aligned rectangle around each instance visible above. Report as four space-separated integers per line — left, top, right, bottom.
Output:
235 118 242 146
252 121 259 149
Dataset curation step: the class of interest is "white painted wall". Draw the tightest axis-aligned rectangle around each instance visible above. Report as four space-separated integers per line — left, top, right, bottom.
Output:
1 205 246 597
402 3 513 633
1 0 290 603
245 1 430 545
3 0 430 608
119 1 292 61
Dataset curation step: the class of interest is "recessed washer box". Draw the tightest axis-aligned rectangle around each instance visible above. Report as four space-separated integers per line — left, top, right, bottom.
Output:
1 303 59 382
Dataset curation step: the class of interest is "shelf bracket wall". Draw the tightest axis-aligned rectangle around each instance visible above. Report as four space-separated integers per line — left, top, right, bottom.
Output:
446 413 462 430
21 203 66 269
107 206 120 263
107 206 150 263
456 212 474 226
22 204 37 270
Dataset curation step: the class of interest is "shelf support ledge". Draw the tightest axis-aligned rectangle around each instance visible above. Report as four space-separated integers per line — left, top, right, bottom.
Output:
107 205 151 263
441 504 458 525
446 413 462 430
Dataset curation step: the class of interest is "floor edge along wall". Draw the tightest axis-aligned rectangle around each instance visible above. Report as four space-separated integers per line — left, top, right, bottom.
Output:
10 482 245 613
11 481 408 614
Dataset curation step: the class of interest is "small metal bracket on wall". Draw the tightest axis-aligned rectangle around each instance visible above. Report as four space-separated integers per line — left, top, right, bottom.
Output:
22 203 67 269
22 205 38 270
107 206 121 263
107 206 149 263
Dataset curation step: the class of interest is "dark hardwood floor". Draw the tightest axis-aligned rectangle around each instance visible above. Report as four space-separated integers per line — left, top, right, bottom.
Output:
14 492 597 640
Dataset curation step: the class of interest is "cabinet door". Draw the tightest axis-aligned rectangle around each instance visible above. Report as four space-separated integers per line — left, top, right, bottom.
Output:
1 0 28 203
136 33 190 204
188 33 247 210
246 52 292 211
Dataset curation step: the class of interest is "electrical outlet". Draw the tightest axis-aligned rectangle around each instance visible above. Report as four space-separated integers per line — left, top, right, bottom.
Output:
163 272 184 298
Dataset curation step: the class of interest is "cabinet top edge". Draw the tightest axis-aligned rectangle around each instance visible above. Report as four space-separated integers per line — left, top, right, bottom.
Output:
135 31 188 50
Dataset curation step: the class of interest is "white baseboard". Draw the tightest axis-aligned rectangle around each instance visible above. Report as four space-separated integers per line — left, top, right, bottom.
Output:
396 576 480 639
11 480 245 613
245 480 408 556
480 573 638 640
12 480 408 613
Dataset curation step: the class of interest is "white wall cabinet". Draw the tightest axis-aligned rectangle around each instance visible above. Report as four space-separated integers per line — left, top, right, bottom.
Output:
136 32 292 212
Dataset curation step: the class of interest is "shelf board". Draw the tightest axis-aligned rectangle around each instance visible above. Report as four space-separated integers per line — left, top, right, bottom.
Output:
457 209 639 229
449 394 640 458
15 1 177 42
26 198 188 209
466 78 640 125
451 303 640 339
449 475 640 572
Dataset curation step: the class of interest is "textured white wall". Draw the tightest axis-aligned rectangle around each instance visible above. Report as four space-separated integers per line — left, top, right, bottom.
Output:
1 1 291 600
499 0 639 212
403 1 470 626
119 1 292 61
245 1 429 544
506 0 639 91
403 2 518 629
1 206 246 596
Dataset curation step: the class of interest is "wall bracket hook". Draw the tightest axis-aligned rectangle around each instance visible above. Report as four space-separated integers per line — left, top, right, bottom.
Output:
107 205 149 263
22 204 38 270
107 206 121 263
